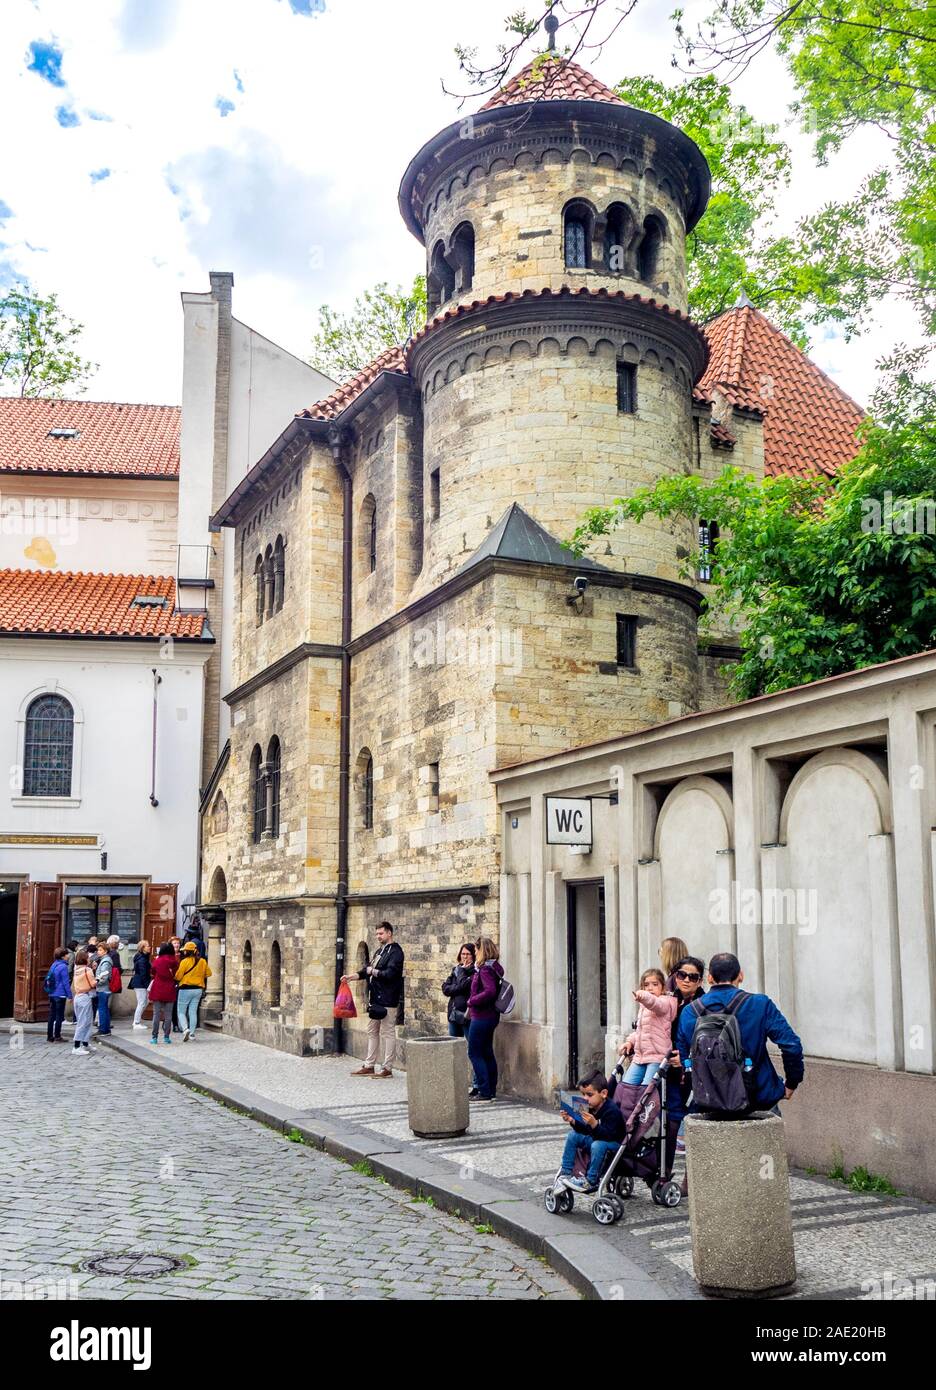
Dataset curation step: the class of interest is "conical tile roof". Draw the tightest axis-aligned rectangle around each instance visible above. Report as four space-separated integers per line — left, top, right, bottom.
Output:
478 55 624 111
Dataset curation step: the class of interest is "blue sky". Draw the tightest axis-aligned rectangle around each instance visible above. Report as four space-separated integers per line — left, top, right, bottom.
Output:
0 0 920 406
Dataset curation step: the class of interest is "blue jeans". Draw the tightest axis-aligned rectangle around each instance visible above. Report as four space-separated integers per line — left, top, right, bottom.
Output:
47 995 67 1039
73 992 94 1046
467 1017 498 1098
561 1130 619 1185
448 1019 479 1088
178 988 201 1034
622 1060 659 1086
97 992 112 1034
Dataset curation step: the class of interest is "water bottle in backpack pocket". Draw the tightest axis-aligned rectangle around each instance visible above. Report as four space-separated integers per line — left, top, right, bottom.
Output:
688 991 755 1115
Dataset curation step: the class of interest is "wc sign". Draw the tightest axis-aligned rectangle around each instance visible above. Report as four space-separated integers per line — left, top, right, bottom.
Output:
545 796 592 848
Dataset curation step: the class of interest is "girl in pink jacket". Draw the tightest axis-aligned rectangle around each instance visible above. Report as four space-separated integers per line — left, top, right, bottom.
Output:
617 968 677 1086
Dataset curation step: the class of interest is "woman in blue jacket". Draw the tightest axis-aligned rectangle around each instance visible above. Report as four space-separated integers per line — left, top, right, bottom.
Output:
46 947 72 1042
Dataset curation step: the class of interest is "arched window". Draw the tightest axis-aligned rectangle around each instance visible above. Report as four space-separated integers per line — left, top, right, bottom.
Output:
604 203 635 274
273 535 286 612
264 544 275 619
23 693 74 797
266 736 281 839
450 222 475 293
211 790 228 835
243 940 253 1003
254 555 265 626
271 941 282 1008
638 215 666 284
360 494 377 576
427 241 456 315
699 519 720 583
249 744 263 844
358 748 374 830
563 201 593 269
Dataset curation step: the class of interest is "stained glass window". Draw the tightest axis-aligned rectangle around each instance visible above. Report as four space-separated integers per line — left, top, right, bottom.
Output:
23 694 74 797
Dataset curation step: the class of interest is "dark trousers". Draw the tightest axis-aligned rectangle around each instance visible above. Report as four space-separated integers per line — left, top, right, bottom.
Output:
47 995 67 1039
467 1016 499 1098
97 992 112 1034
449 1018 479 1088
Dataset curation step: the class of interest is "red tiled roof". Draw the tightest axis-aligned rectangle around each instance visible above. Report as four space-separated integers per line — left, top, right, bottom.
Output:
0 398 180 478
478 55 624 111
699 306 865 478
298 346 407 421
0 570 209 639
710 421 736 449
410 285 707 349
298 289 706 426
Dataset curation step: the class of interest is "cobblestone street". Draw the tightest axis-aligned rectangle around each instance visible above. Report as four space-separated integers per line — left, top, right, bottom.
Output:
0 1037 577 1301
102 1023 936 1302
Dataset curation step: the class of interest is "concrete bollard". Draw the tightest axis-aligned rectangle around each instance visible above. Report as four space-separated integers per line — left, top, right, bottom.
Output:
406 1036 470 1139
685 1113 796 1297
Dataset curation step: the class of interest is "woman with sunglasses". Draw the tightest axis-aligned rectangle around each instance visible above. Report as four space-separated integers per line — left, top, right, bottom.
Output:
668 955 705 1156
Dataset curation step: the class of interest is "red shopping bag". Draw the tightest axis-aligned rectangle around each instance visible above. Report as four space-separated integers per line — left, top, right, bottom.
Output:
333 980 357 1019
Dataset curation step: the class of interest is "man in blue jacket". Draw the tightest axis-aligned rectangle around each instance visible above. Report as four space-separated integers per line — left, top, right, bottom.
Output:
675 952 804 1113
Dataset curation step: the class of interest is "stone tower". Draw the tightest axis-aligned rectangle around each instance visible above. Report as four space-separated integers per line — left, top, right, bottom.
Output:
205 52 724 1070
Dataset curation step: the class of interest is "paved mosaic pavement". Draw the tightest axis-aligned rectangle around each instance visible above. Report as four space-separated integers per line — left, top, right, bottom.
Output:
0 1036 577 1301
107 1023 936 1301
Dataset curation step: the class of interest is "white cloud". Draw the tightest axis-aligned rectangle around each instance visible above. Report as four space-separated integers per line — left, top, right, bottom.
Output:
0 0 923 409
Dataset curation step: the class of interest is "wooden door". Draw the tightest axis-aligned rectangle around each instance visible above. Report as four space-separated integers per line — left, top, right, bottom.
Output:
14 883 63 1023
144 884 177 950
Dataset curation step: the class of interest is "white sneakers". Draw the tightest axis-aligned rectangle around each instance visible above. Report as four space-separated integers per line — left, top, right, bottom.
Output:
132 1023 146 1030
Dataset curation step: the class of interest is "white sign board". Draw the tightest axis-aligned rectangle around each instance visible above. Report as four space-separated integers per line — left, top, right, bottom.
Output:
546 796 593 847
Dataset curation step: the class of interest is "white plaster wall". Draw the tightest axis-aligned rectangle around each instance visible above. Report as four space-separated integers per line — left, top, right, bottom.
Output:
0 640 209 924
0 476 178 575
658 786 730 964
785 763 878 1063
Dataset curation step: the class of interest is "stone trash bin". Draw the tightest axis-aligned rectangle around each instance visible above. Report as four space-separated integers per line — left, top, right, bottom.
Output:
685 1112 796 1297
406 1036 470 1139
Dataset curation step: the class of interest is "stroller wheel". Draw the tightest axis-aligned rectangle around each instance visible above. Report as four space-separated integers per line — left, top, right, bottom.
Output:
610 1196 626 1221
592 1196 617 1226
651 1179 682 1208
558 1188 574 1213
614 1175 634 1200
544 1187 559 1214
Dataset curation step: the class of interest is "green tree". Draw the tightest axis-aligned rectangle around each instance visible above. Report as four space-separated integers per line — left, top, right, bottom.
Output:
614 74 893 342
674 0 936 333
570 363 936 698
310 276 426 382
0 285 96 397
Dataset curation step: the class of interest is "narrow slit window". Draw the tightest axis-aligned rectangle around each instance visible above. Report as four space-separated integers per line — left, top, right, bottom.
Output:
617 363 636 414
616 614 637 668
429 467 440 522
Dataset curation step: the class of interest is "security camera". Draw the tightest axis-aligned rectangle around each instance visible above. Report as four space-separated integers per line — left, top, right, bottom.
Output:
567 575 590 607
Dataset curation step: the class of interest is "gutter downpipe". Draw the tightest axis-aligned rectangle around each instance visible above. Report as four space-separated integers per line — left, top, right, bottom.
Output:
329 426 353 1056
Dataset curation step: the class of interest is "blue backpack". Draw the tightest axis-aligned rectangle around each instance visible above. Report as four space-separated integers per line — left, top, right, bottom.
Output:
42 965 57 996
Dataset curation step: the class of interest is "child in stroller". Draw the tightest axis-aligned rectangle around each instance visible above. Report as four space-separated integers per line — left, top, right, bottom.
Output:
544 1060 683 1225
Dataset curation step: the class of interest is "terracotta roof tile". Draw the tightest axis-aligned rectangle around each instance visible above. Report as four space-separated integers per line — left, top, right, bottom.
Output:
478 56 624 111
0 570 209 639
0 398 180 478
298 346 407 421
699 306 865 478
409 284 707 350
710 421 736 449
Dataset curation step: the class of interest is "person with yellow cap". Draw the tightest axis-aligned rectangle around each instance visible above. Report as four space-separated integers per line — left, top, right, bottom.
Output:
175 941 212 1041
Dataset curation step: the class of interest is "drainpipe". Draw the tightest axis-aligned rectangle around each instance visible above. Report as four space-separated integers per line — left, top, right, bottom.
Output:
329 427 353 1056
150 669 162 807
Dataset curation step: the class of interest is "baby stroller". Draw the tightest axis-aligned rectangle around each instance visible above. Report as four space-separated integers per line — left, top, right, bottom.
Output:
544 1060 683 1225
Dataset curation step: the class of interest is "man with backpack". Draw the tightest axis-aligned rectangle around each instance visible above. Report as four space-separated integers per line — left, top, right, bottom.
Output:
674 952 804 1117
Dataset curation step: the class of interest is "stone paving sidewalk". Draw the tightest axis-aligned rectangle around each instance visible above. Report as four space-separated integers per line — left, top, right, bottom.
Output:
106 1021 936 1301
0 1035 577 1301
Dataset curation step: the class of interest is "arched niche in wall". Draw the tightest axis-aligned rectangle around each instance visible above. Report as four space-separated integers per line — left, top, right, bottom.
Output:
777 747 893 1065
652 775 734 965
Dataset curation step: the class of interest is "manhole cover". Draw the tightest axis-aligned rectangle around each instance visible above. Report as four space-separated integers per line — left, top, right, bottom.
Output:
82 1252 185 1279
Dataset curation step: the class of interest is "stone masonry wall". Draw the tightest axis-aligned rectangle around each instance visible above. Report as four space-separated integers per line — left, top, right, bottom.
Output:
424 141 690 315
416 339 698 595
